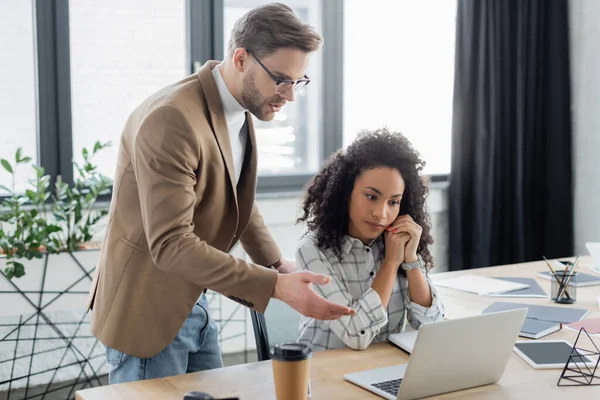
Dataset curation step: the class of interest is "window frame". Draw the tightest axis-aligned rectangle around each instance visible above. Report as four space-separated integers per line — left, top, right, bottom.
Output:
1 0 447 202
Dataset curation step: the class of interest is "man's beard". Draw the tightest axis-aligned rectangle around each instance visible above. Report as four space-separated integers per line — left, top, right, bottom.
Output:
241 71 278 121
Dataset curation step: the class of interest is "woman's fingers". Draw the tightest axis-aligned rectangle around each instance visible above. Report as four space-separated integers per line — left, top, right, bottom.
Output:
387 221 419 235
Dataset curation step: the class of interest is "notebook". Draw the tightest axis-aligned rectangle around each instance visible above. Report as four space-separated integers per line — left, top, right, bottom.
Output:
565 318 600 335
482 301 589 339
485 278 547 298
433 274 529 295
519 319 561 339
537 271 600 287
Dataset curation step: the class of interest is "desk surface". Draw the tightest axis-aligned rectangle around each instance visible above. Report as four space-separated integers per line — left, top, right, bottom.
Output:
76 259 600 400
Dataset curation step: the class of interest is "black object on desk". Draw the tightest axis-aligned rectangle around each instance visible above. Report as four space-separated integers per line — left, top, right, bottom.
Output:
557 327 600 386
183 391 240 400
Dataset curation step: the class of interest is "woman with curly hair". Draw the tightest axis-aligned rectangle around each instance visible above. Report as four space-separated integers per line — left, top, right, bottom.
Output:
296 128 444 351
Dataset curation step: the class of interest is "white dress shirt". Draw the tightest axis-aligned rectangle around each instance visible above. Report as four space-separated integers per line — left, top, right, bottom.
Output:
212 64 247 185
296 232 445 351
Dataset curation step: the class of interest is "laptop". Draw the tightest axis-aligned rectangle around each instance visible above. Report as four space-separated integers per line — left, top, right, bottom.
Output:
344 309 527 400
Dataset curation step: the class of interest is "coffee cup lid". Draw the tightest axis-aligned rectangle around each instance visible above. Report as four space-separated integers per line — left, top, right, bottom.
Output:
270 342 312 361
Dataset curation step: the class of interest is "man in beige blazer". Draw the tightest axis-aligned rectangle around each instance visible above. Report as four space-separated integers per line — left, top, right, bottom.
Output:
86 3 355 384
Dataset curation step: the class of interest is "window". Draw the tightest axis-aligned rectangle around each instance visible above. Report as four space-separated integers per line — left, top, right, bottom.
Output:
69 0 187 180
223 0 323 176
0 1 37 194
3 1 340 195
343 0 456 175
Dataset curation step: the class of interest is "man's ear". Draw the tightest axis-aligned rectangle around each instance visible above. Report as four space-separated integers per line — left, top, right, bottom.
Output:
232 48 250 72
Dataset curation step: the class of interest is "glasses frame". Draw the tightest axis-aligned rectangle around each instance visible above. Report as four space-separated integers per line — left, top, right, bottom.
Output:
247 49 310 94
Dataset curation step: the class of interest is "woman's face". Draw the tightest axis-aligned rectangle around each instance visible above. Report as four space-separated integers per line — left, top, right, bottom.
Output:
348 167 405 244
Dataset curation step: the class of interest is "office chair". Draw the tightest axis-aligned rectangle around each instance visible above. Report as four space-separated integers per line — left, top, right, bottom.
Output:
250 298 303 361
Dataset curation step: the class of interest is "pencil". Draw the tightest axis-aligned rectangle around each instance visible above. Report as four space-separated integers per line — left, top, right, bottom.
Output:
543 256 572 300
542 256 561 281
557 256 580 300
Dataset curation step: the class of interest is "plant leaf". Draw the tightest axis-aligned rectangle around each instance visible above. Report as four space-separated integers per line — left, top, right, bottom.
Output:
0 185 10 193
15 242 26 253
4 267 15 280
46 224 62 234
1 159 13 174
16 148 22 163
13 262 25 278
21 157 32 163
52 212 66 222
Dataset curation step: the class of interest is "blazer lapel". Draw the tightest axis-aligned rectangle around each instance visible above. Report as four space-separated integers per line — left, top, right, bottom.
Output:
197 61 238 204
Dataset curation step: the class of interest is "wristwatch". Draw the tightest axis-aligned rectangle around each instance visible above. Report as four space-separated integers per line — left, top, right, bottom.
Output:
401 259 421 271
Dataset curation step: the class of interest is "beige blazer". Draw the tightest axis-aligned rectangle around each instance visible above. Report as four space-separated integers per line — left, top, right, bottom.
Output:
86 61 281 358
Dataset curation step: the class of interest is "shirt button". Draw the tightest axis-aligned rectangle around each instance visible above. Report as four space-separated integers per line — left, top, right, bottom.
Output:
365 248 371 253
360 330 366 335
370 271 375 276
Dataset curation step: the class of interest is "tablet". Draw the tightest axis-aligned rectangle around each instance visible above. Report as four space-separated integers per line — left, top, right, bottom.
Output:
513 340 596 369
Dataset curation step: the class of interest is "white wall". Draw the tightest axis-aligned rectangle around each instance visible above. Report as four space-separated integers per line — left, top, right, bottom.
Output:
570 0 600 255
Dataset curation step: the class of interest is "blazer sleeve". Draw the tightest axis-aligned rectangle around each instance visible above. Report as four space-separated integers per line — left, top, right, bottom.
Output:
134 105 277 313
239 202 282 266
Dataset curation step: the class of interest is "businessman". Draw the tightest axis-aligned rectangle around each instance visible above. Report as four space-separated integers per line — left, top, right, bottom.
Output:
86 3 354 384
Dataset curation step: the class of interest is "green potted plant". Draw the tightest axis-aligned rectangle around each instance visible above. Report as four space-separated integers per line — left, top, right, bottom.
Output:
0 141 112 395
0 141 112 278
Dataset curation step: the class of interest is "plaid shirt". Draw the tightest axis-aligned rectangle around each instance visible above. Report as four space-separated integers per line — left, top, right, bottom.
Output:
296 232 444 351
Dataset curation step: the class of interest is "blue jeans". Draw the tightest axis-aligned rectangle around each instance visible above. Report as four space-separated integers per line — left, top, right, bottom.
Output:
105 294 223 384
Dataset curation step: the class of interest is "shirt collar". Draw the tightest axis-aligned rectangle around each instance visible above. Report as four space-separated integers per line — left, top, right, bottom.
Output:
212 64 246 122
341 235 380 255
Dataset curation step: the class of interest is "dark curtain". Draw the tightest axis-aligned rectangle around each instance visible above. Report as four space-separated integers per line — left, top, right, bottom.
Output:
449 0 573 270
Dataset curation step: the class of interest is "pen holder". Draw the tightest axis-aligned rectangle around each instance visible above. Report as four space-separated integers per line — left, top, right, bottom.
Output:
551 271 578 304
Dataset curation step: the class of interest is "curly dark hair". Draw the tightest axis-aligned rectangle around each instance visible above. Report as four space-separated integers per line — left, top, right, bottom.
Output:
298 128 434 269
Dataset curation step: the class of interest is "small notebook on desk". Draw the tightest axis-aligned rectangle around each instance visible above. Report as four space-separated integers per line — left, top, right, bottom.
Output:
482 301 589 339
519 319 561 339
485 278 547 298
537 271 600 287
433 274 529 295
565 318 600 335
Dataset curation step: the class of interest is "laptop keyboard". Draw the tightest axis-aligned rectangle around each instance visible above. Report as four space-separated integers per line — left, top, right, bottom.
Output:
372 378 403 396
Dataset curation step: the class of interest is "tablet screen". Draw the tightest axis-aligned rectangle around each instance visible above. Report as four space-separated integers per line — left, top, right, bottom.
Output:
514 341 589 365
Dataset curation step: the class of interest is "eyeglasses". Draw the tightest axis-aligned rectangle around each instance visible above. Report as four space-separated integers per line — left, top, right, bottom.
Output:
247 49 310 94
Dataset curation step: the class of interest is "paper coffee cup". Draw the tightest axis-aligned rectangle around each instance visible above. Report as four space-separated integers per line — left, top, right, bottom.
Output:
270 342 312 400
